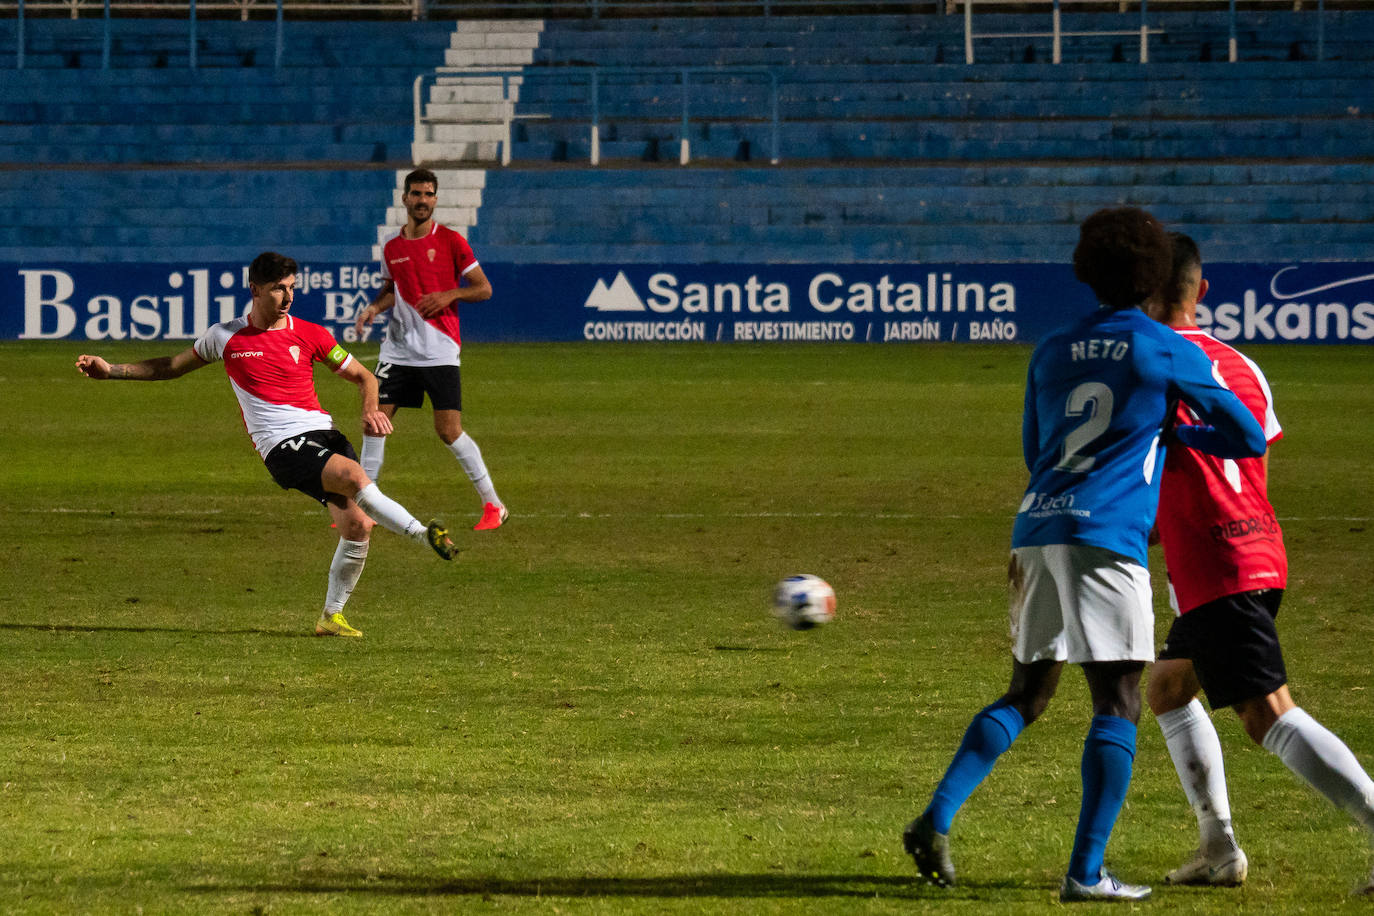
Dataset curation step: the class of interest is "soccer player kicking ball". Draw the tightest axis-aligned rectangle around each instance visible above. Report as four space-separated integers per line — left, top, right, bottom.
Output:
76 251 458 639
903 208 1267 902
353 167 508 532
1146 233 1374 894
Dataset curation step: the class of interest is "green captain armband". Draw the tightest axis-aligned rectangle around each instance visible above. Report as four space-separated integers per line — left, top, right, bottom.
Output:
326 344 350 368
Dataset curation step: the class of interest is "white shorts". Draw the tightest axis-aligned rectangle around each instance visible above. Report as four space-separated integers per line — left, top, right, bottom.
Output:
1009 544 1154 664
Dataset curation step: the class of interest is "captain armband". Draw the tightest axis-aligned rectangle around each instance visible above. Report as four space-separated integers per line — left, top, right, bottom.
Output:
326 344 351 369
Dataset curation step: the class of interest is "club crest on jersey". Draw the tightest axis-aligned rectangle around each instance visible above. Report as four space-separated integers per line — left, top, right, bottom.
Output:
427 248 437 262
289 345 301 364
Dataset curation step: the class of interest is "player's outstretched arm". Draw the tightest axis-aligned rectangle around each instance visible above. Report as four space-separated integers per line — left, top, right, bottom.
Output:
75 347 208 381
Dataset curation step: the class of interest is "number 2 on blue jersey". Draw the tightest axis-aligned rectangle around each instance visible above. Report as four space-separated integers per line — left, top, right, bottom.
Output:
1055 382 1113 473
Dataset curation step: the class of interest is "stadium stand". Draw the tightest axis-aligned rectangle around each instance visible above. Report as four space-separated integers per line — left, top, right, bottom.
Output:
2 8 1372 264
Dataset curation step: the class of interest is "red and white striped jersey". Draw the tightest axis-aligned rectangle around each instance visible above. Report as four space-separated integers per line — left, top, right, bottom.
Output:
1157 326 1287 613
194 315 351 459
379 222 480 367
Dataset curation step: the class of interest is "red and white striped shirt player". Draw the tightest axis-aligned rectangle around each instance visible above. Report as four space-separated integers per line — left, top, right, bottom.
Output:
377 221 477 367
194 313 350 459
1146 234 1374 893
354 167 507 532
76 251 458 640
1156 327 1287 615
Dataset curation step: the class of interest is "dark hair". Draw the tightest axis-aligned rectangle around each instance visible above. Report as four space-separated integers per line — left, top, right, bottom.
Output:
248 251 298 287
1072 207 1172 309
1160 231 1202 307
404 168 438 193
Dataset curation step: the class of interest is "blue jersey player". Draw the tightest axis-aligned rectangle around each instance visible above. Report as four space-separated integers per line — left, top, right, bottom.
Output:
904 208 1267 902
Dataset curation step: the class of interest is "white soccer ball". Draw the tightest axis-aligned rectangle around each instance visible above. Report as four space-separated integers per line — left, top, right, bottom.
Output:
772 574 836 630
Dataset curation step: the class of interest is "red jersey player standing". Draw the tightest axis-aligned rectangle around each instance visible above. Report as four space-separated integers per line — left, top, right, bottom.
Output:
76 251 458 639
1146 234 1374 893
353 167 507 531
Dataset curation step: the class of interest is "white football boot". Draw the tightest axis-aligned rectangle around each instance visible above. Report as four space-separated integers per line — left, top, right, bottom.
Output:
1060 869 1152 902
1164 846 1249 886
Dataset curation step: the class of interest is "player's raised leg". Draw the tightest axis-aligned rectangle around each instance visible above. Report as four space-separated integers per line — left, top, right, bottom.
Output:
322 454 457 560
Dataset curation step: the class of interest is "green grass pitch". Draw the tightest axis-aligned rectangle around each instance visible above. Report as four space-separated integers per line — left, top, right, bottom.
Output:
2 339 1372 914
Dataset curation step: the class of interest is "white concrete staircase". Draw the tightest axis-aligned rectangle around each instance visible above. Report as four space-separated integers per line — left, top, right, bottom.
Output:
410 19 544 165
373 21 543 261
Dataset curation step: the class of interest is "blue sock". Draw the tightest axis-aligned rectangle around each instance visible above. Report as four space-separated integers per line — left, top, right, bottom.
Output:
1068 715 1138 884
925 701 1026 835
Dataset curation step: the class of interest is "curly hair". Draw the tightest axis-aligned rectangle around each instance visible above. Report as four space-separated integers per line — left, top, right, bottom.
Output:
248 251 299 288
1072 207 1172 310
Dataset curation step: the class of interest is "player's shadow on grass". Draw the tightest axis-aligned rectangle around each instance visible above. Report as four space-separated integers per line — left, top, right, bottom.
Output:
200 873 1022 900
0 622 311 638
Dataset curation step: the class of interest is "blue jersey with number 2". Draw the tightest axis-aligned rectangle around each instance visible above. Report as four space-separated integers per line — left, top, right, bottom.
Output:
1011 307 1266 565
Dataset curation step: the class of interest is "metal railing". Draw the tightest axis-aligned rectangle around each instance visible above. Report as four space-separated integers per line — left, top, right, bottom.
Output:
423 0 939 15
414 66 780 167
0 0 942 17
4 0 418 69
962 0 1159 63
3 0 1357 70
957 0 1334 64
4 0 419 18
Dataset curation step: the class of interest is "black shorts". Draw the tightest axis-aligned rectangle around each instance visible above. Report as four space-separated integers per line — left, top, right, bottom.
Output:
376 361 462 412
263 429 357 507
1158 588 1287 709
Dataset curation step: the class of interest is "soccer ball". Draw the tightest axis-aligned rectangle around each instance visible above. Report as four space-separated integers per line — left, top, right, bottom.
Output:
772 575 836 630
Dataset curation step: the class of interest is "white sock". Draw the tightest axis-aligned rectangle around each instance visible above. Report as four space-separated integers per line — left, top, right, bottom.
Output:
355 483 426 541
1263 706 1374 835
323 538 369 614
449 432 501 506
360 434 386 482
1158 699 1238 854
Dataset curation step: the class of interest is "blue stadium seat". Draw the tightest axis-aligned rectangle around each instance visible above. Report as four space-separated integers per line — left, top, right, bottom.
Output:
2 13 1372 263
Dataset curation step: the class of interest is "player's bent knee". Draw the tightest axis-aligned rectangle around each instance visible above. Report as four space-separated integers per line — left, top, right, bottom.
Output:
337 515 374 542
1146 675 1192 715
1235 692 1289 745
1002 685 1057 725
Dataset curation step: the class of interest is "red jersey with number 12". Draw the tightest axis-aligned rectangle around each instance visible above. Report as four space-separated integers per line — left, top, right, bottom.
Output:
1157 327 1287 613
379 222 479 367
